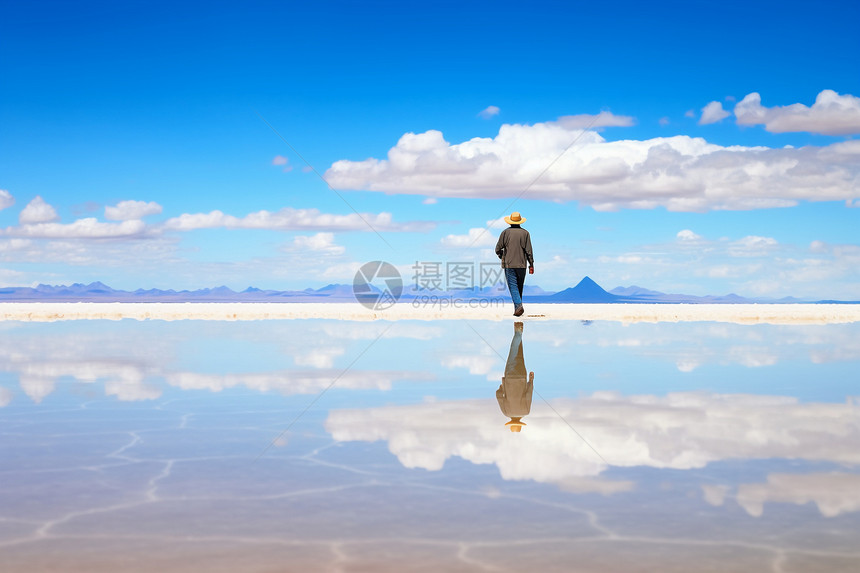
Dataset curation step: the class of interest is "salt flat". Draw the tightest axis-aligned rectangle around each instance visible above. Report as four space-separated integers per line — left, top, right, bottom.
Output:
1 302 858 324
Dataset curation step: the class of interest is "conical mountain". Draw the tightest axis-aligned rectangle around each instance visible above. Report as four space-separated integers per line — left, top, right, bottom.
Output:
546 276 620 302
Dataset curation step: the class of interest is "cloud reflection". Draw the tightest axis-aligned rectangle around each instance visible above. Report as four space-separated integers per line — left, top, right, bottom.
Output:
165 369 432 395
16 360 158 403
326 391 860 493
704 472 860 518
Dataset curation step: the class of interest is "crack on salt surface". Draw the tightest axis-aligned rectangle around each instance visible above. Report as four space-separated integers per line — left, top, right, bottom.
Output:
457 541 502 571
146 460 174 501
107 431 142 461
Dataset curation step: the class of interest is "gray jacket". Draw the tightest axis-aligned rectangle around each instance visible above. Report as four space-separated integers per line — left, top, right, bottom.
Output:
495 226 534 269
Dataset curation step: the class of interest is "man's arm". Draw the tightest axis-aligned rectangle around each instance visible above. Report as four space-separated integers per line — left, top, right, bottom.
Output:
495 229 506 259
525 231 534 269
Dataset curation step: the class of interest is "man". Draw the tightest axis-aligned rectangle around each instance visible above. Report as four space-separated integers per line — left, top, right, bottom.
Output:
495 211 534 317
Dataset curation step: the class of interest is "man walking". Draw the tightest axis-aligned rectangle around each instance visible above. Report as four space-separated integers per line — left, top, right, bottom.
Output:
495 212 534 317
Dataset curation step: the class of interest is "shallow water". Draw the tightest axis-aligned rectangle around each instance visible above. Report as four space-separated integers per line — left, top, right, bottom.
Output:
1 319 859 572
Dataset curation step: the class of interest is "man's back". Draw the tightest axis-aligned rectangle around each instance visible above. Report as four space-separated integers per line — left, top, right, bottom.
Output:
495 227 533 269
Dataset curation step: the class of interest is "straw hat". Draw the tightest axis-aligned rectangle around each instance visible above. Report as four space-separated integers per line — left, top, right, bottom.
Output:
504 211 526 225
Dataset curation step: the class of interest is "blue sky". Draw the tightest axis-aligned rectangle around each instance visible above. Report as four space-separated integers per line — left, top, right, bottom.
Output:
1 0 859 298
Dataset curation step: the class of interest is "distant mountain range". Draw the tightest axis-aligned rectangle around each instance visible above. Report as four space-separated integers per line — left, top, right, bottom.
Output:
1 277 853 303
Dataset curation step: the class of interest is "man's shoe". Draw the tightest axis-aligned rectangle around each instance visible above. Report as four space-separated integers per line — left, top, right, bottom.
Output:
514 306 524 317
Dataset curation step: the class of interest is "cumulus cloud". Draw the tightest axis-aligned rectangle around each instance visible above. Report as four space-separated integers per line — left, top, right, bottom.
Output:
699 101 731 125
19 196 59 224
676 229 702 242
478 105 500 119
290 232 346 255
735 90 860 135
440 227 497 248
736 472 860 518
161 207 433 233
4 196 152 239
105 200 163 221
324 119 860 211
5 218 147 239
326 391 860 487
0 189 14 211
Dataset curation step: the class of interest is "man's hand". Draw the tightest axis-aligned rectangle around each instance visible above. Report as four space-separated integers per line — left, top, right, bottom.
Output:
529 266 534 274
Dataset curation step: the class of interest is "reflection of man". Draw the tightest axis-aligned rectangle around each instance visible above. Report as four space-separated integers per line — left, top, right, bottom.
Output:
496 322 534 432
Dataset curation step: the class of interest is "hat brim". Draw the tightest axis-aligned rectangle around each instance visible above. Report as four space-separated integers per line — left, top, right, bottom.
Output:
504 216 526 225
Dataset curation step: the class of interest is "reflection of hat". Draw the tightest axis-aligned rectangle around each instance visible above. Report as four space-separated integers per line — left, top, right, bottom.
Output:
504 212 526 225
505 417 526 432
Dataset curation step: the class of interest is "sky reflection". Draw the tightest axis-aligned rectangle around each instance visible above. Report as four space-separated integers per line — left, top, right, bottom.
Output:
1 318 859 571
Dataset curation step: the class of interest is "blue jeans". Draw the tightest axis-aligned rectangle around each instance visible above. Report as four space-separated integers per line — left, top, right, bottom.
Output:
504 268 526 308
505 329 525 377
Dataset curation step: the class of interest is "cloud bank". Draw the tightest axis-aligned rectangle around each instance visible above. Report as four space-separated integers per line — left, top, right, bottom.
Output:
1 193 435 242
735 472 860 518
105 200 163 221
161 207 432 233
734 89 860 136
325 119 860 211
326 391 860 491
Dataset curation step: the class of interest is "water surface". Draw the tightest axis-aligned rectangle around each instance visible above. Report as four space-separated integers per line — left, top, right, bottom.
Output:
1 319 858 572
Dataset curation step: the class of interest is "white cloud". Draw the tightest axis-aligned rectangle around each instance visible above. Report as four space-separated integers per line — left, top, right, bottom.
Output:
658 117 670 126
0 189 14 211
161 207 432 233
728 235 779 257
13 360 158 403
422 197 437 205
105 200 163 221
441 354 498 377
5 218 147 239
166 369 428 395
290 232 345 255
326 391 860 486
699 101 730 125
685 109 695 118
734 90 860 135
324 119 860 211
676 229 702 242
736 472 860 518
19 196 59 224
272 155 289 166
293 347 345 369
440 227 497 248
555 111 635 129
478 105 500 119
